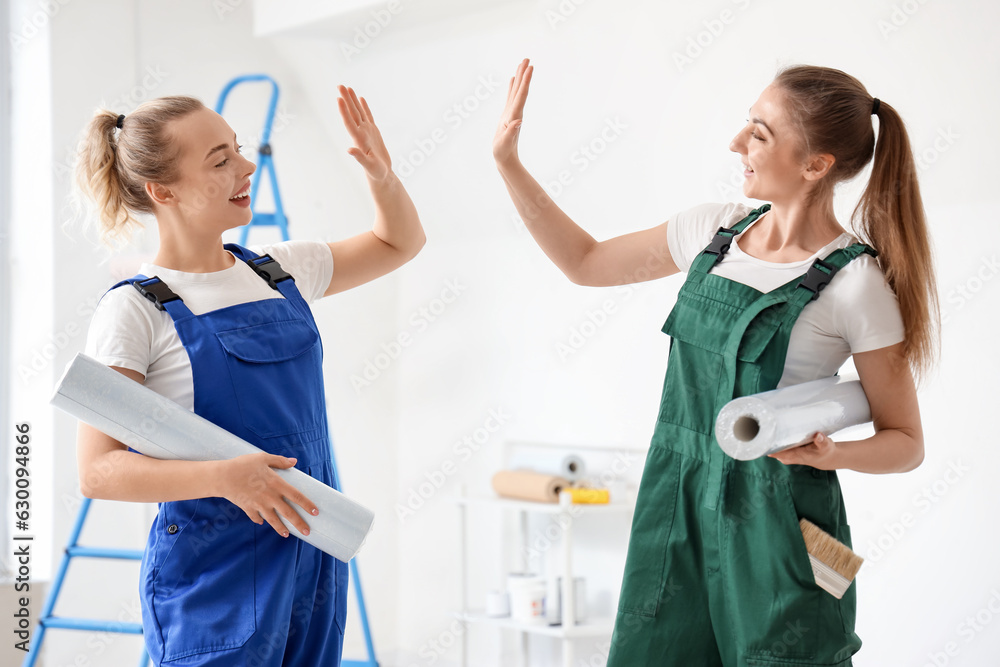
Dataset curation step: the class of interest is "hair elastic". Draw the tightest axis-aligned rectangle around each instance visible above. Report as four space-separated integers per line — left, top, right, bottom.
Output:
871 98 880 116
116 114 126 129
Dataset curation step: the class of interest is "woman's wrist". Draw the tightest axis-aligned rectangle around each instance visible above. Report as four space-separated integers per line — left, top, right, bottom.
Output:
366 169 401 191
495 155 524 174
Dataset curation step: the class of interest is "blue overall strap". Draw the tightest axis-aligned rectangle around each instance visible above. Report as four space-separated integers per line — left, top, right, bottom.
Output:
129 276 182 312
691 203 772 274
103 274 195 320
225 242 303 301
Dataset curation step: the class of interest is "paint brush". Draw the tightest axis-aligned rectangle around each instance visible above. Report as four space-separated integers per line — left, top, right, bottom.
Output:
799 518 864 599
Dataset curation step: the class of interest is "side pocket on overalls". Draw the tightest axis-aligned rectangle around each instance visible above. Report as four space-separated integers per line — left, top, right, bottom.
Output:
616 446 681 618
744 477 858 664
148 498 257 662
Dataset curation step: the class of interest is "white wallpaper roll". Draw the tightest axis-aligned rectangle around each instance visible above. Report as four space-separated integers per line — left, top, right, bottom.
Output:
52 353 375 562
714 375 872 461
507 450 586 481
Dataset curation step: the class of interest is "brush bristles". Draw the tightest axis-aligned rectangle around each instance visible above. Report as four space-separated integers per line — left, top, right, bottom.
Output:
799 518 864 581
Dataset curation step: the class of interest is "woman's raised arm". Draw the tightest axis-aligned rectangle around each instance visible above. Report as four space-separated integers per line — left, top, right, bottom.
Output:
324 85 426 297
494 58 680 287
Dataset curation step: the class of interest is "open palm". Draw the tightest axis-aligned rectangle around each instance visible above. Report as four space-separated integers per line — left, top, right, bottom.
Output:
337 85 392 182
493 58 533 167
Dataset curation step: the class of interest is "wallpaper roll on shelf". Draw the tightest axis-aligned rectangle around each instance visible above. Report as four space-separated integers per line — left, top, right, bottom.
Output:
492 470 571 503
714 375 872 461
51 353 375 563
507 450 586 481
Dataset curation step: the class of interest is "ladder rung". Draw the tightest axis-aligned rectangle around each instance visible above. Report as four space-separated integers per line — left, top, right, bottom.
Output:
248 213 280 226
41 617 144 634
66 545 144 560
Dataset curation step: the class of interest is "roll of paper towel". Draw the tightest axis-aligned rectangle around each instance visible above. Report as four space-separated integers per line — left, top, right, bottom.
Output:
714 375 872 461
507 450 585 481
492 470 570 503
51 353 375 562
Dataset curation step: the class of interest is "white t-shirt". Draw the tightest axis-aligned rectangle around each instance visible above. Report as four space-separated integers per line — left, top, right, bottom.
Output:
666 202 904 387
85 241 334 411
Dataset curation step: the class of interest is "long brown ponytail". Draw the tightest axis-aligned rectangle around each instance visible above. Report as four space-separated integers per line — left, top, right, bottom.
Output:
74 96 205 247
774 65 939 383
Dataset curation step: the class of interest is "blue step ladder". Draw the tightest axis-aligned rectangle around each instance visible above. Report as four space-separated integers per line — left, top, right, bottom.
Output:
22 496 151 666
215 74 290 245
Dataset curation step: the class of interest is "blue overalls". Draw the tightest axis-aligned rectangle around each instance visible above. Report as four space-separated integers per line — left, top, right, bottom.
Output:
108 244 348 666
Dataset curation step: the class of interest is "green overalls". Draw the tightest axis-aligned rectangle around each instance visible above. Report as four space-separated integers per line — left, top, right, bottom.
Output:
607 205 876 666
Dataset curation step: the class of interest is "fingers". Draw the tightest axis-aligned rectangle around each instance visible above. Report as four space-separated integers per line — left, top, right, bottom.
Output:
260 456 318 537
360 95 375 123
506 58 533 121
268 454 297 468
259 507 292 537
347 87 366 122
338 84 362 125
280 483 319 520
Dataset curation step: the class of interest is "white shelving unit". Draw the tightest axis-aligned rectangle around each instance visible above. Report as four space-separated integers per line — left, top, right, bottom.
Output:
453 443 641 667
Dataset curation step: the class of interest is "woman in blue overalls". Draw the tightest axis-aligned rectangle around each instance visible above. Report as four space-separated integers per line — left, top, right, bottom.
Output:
74 86 424 665
494 59 938 664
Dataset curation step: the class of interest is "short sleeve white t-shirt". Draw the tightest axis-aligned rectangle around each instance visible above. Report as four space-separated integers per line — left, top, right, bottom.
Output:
666 202 905 387
84 240 333 411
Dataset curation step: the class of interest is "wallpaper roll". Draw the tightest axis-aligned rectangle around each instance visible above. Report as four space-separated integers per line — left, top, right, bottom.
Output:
51 353 375 563
714 375 872 461
507 451 586 481
491 470 571 503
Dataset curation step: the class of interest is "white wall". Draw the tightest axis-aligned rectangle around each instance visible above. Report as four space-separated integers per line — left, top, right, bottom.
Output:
10 0 1000 666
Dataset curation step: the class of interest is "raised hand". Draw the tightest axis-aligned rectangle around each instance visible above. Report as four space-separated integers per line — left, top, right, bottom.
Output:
337 84 392 182
493 58 534 168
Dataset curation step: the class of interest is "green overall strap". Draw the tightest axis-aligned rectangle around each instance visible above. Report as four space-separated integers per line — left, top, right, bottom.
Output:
713 241 879 414
689 204 772 276
784 242 879 314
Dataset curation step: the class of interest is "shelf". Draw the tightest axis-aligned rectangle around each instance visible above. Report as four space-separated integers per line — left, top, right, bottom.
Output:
452 495 635 515
453 610 616 639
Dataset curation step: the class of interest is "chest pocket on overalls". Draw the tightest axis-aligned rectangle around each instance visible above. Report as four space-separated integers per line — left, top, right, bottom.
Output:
658 294 781 435
216 319 325 439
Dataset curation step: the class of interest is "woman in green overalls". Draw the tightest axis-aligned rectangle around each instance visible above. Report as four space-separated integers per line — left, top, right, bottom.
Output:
493 59 937 666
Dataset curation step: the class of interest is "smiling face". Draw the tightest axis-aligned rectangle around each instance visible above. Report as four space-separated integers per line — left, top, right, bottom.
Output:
729 83 823 204
149 107 256 233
